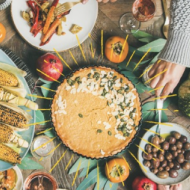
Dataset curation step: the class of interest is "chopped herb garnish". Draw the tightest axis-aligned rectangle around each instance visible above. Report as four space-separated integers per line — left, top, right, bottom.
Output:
67 79 75 86
87 73 91 78
77 81 82 84
96 76 100 81
120 118 125 122
132 108 137 113
75 77 80 82
123 132 130 137
93 72 100 78
78 113 83 118
97 129 102 133
101 88 107 96
115 115 119 119
113 76 117 80
107 101 111 106
120 78 123 83
121 127 127 133
108 131 112 136
126 102 130 107
117 89 123 94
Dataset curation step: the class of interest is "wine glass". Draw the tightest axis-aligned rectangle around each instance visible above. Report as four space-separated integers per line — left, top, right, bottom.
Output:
120 0 156 33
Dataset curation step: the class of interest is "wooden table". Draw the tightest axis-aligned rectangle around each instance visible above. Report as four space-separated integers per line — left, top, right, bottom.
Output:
0 0 190 189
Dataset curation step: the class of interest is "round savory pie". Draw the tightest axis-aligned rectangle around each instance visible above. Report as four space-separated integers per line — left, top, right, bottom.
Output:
52 67 141 158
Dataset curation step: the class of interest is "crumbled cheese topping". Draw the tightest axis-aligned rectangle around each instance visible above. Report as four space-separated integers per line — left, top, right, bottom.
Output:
55 96 67 115
115 134 126 140
103 122 111 130
100 149 105 155
97 121 101 124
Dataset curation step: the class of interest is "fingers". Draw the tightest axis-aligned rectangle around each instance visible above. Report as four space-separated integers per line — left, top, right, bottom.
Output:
149 75 161 89
160 82 174 98
153 79 166 97
148 60 162 78
103 0 109 3
157 184 170 190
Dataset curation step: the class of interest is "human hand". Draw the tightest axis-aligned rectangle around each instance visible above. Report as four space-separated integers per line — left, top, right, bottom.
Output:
157 184 182 190
148 61 186 98
82 0 117 4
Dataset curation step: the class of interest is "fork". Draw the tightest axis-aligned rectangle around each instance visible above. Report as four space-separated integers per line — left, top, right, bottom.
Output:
54 1 81 17
162 0 170 39
156 98 164 135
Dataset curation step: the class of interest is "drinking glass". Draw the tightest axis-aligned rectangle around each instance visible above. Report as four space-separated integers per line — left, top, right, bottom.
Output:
120 0 156 33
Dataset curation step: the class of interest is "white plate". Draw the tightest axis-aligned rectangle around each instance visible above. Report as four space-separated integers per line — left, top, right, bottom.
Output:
11 0 98 52
13 166 23 190
138 123 190 185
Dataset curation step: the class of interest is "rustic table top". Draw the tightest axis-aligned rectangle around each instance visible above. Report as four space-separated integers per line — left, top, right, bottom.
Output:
0 0 190 189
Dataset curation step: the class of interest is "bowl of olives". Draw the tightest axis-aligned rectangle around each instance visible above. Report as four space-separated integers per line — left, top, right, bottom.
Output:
138 123 190 185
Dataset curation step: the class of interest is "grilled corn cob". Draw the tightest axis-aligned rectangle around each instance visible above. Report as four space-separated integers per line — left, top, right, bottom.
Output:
0 143 21 164
0 124 28 148
0 69 19 87
0 104 27 128
0 62 27 98
0 87 38 110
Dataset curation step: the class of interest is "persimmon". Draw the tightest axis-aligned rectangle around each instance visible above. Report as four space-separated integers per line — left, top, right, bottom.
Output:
0 23 6 43
105 158 130 183
105 36 129 64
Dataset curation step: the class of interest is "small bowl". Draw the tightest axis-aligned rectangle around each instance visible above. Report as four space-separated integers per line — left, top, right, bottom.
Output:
13 166 23 190
138 122 190 185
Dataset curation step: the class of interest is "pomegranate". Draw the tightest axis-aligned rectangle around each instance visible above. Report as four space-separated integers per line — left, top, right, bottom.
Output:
36 53 63 81
132 176 157 190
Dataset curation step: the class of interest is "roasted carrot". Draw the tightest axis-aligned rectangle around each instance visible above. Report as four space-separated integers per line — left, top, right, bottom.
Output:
43 0 59 34
41 18 61 43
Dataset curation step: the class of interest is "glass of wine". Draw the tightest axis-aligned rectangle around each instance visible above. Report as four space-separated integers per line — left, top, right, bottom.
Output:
120 0 156 33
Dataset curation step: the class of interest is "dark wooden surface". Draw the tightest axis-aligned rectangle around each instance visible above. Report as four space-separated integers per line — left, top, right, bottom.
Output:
0 0 190 189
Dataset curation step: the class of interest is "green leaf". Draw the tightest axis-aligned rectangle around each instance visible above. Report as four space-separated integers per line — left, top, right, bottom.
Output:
41 83 56 98
155 111 168 122
104 180 119 190
69 157 97 174
163 98 172 109
142 101 155 112
26 93 37 101
79 160 98 178
77 168 98 190
120 71 139 84
138 39 166 52
138 36 156 43
35 110 45 125
25 151 33 158
135 82 152 94
142 101 156 121
18 157 43 170
94 168 108 190
44 110 51 121
77 167 107 190
129 46 144 57
39 77 54 84
131 30 153 39
44 129 56 138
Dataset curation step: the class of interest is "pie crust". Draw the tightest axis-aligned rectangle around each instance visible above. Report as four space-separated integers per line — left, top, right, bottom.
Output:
52 67 142 158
